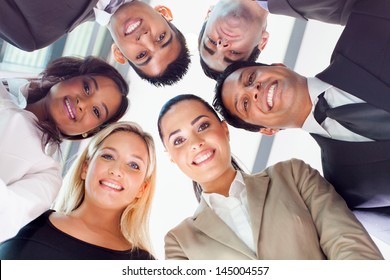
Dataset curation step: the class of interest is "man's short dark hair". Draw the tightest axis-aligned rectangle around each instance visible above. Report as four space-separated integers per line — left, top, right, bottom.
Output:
128 21 191 87
213 61 270 132
198 21 261 81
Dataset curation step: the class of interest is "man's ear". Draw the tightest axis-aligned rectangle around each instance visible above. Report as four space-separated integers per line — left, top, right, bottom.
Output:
154 5 173 21
111 43 126 64
259 127 280 136
257 30 269 51
81 160 89 180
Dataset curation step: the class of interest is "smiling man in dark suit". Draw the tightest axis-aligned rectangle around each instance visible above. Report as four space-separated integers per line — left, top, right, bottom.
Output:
213 0 390 243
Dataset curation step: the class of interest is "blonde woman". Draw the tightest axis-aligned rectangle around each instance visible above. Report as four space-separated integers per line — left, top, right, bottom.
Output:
0 122 156 260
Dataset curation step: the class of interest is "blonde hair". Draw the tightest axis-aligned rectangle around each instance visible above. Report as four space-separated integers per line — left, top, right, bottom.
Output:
54 121 157 253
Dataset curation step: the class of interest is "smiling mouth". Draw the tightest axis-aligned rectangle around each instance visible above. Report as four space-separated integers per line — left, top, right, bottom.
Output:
192 150 215 165
100 180 124 191
125 19 141 35
266 83 277 109
64 97 75 120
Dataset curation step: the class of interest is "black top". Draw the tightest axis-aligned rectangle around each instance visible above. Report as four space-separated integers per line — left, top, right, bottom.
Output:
0 210 155 260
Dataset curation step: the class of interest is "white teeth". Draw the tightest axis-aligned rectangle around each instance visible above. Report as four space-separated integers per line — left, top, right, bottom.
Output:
193 151 214 165
125 20 141 35
267 84 276 108
101 181 123 191
65 99 75 119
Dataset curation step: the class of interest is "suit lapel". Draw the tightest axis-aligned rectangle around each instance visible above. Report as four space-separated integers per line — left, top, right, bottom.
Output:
192 200 256 259
243 173 269 256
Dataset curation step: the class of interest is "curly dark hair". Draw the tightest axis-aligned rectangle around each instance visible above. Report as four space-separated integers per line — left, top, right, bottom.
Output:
27 56 129 147
198 21 261 81
128 21 191 87
213 61 270 132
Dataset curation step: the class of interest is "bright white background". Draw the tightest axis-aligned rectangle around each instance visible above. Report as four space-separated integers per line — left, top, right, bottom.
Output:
1 0 388 261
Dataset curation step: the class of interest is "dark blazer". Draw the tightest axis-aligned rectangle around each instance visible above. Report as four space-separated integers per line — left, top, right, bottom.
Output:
272 0 390 241
311 0 390 241
0 0 99 51
269 0 359 25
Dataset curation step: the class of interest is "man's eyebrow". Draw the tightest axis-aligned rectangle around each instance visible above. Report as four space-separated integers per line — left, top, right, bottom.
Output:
135 32 174 67
203 42 215 55
161 32 173 49
136 56 152 67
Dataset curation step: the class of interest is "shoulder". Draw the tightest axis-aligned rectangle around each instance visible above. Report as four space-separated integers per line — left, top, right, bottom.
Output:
0 210 55 259
0 104 39 135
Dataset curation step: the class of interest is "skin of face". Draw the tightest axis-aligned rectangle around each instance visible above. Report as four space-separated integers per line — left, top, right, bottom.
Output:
222 65 312 130
81 131 149 211
200 0 269 72
160 100 235 189
46 75 122 136
109 1 181 77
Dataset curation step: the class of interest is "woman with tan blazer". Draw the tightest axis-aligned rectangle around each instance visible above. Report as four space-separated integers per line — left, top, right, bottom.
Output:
157 94 383 260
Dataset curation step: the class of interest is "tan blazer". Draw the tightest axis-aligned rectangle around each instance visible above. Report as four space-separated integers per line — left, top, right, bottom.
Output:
165 159 383 260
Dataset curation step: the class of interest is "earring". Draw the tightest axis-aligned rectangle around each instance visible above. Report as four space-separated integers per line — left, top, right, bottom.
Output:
82 133 88 138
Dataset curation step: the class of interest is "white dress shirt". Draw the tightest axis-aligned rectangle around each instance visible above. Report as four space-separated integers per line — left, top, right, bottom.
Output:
202 171 256 253
94 0 134 26
0 80 62 242
256 0 269 11
301 77 373 142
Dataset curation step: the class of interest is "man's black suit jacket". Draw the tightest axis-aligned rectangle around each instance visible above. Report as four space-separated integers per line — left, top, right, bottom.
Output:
311 0 390 240
0 0 98 51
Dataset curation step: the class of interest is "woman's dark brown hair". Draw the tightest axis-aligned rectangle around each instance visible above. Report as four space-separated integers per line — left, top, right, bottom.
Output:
27 56 129 147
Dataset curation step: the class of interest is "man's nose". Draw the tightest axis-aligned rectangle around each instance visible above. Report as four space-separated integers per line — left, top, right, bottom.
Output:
137 31 155 50
217 38 229 48
250 83 262 101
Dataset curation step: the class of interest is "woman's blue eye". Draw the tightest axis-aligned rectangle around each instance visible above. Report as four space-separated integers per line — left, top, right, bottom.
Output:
129 162 140 170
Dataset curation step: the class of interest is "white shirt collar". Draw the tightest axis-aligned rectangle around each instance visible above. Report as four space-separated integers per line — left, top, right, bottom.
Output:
202 171 246 208
94 0 133 26
256 1 269 11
